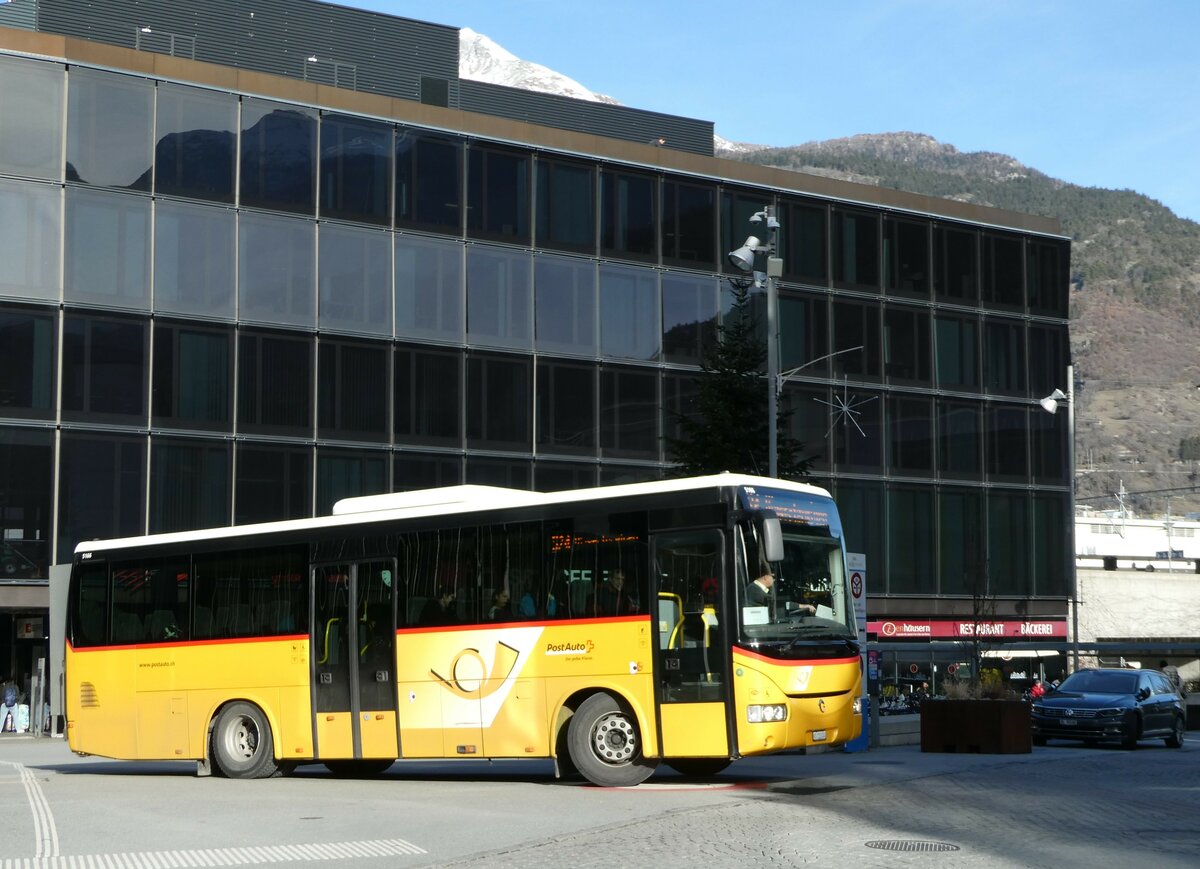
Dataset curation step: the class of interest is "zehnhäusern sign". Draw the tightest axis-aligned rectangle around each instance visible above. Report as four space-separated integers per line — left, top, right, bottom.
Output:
868 619 1067 640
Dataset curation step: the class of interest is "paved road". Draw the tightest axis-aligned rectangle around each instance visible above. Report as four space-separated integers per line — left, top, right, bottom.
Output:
1 734 1196 868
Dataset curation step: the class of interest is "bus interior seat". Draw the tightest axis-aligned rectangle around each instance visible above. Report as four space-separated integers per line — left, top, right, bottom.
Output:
146 609 178 641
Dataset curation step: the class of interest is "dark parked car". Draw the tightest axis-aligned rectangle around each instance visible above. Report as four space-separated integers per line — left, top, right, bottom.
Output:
1031 668 1186 749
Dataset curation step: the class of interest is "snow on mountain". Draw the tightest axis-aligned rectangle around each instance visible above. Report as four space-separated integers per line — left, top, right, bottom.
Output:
458 28 619 105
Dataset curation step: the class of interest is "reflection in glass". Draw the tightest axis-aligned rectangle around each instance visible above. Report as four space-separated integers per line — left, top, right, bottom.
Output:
887 396 933 476
318 224 391 336
395 234 463 342
155 83 236 202
240 99 317 214
154 200 235 318
599 263 659 361
883 306 930 384
394 453 461 491
535 254 596 355
0 56 64 181
1032 494 1069 596
1028 239 1068 317
0 430 53 578
66 68 153 190
320 114 391 225
0 179 61 302
832 301 881 380
65 187 150 308
937 401 982 480
238 212 315 326
661 273 718 365
831 388 882 472
466 244 532 349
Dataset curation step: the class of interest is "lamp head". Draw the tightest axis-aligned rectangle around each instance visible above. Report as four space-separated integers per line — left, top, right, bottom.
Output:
727 235 762 273
1039 388 1067 414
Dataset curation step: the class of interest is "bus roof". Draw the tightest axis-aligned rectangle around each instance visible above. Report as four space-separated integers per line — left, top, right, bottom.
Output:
72 473 832 555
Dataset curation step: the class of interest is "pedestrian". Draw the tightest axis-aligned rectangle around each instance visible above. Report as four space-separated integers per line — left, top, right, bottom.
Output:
1029 679 1045 699
1 677 18 732
1159 660 1185 696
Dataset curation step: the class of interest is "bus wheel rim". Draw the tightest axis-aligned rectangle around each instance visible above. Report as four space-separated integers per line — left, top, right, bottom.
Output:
227 715 259 760
592 712 636 764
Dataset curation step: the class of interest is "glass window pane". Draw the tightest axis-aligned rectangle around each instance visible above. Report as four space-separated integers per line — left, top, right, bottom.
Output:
1028 239 1068 318
61 313 148 423
240 99 317 214
235 444 312 524
779 292 828 375
395 234 463 342
782 199 827 286
149 438 230 533
318 340 389 442
833 480 883 594
57 434 146 563
661 273 718 365
599 263 659 361
883 306 931 385
465 457 532 489
781 384 830 472
983 318 1026 395
888 395 933 476
0 178 61 303
0 56 64 181
987 405 1028 483
535 462 596 492
1028 325 1069 400
536 361 596 456
888 486 933 593
935 316 978 390
831 387 882 472
238 331 313 437
318 223 392 336
719 190 764 277
154 200 235 318
315 448 387 516
884 217 929 298
466 352 531 451
1030 404 1068 484
66 68 152 190
536 159 594 253
832 301 881 380
154 83 236 203
832 208 879 291
937 400 981 480
988 490 1030 596
466 244 532 349
0 307 56 419
0 427 53 578
535 254 596 355
319 114 391 225
65 187 150 309
981 231 1024 310
152 323 232 430
600 366 658 458
939 488 985 596
662 180 715 268
394 345 461 446
394 453 461 491
934 225 977 304
395 129 462 233
1032 493 1069 596
600 169 656 261
467 146 530 243
238 212 315 326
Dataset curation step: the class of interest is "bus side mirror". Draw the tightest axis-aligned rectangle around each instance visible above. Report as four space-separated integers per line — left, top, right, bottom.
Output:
760 515 784 563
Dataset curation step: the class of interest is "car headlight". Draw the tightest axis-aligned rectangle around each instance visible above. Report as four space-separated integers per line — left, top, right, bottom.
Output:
747 704 788 723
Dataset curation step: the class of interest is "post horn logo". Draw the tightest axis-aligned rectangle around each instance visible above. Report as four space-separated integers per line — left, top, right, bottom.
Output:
431 641 520 700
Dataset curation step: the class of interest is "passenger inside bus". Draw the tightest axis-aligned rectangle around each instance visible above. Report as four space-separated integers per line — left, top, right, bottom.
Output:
419 587 457 626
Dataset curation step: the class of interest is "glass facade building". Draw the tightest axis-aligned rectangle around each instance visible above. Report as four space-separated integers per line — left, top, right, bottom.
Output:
0 2 1071 683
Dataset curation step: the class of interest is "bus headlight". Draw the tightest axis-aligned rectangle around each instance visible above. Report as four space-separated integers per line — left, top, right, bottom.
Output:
747 704 788 723
852 697 863 715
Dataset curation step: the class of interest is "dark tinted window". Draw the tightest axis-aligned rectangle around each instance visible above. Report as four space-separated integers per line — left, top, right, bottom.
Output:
600 169 656 261
600 366 658 459
934 225 978 304
831 389 882 472
57 434 146 564
987 405 1028 483
888 486 933 593
884 217 929 298
466 352 531 450
1028 239 1069 318
111 556 191 644
152 322 232 431
319 114 391 225
193 546 308 639
0 428 52 579
662 180 715 268
983 319 1026 395
888 395 933 476
536 158 594 253
832 301 881 381
235 444 312 524
535 254 596 356
149 438 230 533
981 232 1024 310
662 273 718 365
394 345 462 446
240 100 317 214
0 306 55 419
832 208 879 291
781 199 828 286
935 315 978 390
884 306 931 385
779 292 828 375
154 83 236 203
316 448 388 515
939 488 985 595
318 339 389 442
537 360 596 456
938 401 982 480
61 313 148 423
467 145 530 243
395 130 462 233
238 331 313 437
69 562 109 648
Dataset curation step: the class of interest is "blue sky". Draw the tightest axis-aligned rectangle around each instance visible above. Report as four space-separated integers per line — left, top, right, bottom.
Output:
350 1 1200 223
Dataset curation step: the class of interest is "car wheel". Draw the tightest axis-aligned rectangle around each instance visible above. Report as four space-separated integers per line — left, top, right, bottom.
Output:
211 701 282 779
1166 715 1185 748
567 692 658 787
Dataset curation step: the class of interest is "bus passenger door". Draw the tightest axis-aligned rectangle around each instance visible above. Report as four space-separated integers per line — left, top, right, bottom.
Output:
652 531 731 759
312 561 398 761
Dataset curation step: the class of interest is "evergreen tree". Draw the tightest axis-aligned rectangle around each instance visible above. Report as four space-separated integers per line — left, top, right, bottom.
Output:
665 279 812 479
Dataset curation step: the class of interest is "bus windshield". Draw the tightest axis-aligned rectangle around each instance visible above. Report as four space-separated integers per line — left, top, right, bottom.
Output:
736 486 856 647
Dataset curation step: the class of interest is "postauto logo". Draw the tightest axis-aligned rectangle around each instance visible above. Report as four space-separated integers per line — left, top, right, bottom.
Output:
544 639 595 656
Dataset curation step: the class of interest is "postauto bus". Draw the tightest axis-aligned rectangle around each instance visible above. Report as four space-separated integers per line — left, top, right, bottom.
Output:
66 474 861 786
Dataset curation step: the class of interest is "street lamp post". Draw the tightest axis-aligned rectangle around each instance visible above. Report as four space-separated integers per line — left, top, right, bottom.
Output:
727 206 783 477
1040 364 1077 671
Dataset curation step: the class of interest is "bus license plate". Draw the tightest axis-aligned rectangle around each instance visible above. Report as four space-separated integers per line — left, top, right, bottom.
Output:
812 730 827 741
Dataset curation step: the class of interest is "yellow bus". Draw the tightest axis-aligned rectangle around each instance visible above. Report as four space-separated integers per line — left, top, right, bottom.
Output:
65 473 862 787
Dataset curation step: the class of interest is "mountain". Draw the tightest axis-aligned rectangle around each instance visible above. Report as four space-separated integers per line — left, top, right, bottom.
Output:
459 33 1200 515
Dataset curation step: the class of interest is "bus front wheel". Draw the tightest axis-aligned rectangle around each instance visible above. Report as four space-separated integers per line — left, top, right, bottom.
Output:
211 702 281 779
567 693 657 787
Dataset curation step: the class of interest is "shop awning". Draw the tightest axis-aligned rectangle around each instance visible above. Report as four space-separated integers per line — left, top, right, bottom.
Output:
981 650 1061 659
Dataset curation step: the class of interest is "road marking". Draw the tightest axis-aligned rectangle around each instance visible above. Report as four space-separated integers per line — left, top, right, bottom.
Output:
0 839 426 868
0 760 60 858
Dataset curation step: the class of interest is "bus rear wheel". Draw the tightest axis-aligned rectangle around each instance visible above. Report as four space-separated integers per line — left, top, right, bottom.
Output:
665 758 731 778
568 693 658 787
211 702 281 779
